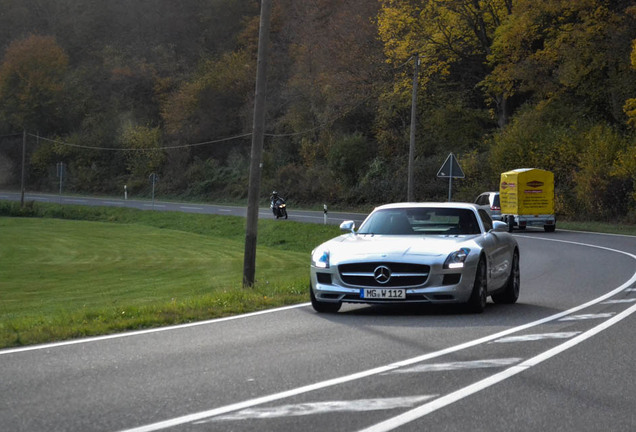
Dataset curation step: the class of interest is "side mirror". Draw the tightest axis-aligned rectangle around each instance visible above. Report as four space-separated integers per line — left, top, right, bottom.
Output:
340 220 356 233
492 221 508 232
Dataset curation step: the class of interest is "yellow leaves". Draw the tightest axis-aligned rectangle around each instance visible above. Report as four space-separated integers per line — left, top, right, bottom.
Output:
120 125 164 177
377 1 422 64
378 0 511 87
623 41 636 128
625 98 636 128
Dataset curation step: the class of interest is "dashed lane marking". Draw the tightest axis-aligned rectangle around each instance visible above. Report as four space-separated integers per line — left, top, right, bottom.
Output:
196 396 438 423
559 313 616 321
493 332 581 343
601 298 636 304
386 358 522 374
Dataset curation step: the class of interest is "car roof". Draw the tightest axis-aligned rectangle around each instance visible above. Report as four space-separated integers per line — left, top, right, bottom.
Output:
373 202 480 211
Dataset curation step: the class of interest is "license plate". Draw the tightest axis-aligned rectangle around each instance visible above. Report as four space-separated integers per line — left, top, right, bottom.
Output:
360 288 406 300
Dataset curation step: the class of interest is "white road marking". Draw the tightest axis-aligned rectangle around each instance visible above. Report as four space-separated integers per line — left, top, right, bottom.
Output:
601 298 636 304
195 396 437 423
358 302 636 432
104 201 123 205
180 206 203 210
559 313 615 321
493 332 581 343
67 199 88 203
0 304 311 356
387 358 522 374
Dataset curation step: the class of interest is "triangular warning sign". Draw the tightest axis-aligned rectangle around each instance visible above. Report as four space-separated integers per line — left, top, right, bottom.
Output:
437 153 465 178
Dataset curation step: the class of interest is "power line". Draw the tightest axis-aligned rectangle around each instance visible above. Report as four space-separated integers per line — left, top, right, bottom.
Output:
28 132 252 151
24 96 373 151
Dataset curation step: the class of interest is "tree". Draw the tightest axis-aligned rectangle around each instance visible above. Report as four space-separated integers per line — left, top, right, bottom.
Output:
0 34 69 133
378 0 513 126
485 0 636 125
161 50 255 160
120 125 164 181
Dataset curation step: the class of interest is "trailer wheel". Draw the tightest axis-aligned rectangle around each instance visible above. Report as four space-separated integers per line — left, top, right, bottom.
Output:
507 217 514 233
544 224 556 232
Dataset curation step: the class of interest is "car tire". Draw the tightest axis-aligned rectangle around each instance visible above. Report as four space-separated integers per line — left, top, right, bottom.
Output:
466 258 487 313
310 284 341 313
492 250 520 304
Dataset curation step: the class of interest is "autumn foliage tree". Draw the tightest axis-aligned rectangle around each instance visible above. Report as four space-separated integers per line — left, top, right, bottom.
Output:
0 35 69 134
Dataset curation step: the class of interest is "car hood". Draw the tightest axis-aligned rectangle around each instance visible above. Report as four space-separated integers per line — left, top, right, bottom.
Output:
321 234 479 265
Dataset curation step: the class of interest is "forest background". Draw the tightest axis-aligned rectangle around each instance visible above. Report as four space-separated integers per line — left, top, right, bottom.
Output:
1 0 636 222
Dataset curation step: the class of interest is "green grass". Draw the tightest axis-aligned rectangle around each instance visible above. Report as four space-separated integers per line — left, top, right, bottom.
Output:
0 201 340 348
557 220 636 236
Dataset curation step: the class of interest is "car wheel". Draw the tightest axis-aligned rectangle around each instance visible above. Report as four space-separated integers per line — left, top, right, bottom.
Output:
492 250 520 304
466 258 487 313
310 284 341 313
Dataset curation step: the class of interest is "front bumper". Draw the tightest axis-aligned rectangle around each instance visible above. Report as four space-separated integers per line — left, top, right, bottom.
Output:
310 261 478 305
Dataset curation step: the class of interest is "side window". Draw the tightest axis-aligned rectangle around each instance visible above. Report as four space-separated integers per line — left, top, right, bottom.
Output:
478 209 493 232
475 194 484 205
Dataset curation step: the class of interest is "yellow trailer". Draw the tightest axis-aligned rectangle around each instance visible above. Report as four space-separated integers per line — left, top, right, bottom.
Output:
499 168 556 232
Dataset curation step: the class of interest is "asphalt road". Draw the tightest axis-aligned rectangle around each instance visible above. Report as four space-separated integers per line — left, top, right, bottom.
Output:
1 194 636 431
0 191 367 226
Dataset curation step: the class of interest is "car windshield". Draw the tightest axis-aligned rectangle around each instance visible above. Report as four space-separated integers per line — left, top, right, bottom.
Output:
358 207 481 235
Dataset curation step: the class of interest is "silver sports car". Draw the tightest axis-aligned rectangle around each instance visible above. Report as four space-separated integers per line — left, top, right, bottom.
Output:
310 202 519 313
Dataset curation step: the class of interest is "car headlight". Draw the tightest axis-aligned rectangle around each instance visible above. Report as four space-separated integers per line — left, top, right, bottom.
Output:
444 248 470 269
311 249 330 268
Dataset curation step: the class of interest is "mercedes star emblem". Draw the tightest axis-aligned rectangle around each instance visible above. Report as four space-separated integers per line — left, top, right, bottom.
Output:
373 265 392 284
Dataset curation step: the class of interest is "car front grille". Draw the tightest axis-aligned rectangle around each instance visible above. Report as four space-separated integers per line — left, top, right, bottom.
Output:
338 262 430 288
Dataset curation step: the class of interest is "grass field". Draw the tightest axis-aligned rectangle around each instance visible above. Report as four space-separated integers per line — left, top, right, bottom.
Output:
0 201 340 348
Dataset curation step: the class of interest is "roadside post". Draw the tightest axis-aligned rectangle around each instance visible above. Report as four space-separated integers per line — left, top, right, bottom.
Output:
124 185 127 200
56 162 65 203
324 204 328 225
436 153 465 202
149 173 159 210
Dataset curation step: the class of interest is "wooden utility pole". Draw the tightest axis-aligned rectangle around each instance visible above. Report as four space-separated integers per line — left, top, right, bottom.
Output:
243 0 272 287
407 54 420 202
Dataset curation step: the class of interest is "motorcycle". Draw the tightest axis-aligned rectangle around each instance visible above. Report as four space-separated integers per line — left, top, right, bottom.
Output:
271 197 288 219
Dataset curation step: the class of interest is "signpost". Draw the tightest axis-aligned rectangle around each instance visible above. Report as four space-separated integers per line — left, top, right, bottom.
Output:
56 162 65 203
436 153 465 202
149 173 159 209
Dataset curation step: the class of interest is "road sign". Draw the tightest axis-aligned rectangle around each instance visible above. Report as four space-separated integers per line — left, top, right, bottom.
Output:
437 153 465 179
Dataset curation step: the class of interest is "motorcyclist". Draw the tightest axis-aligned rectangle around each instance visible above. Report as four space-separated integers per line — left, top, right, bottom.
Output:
270 191 287 219
270 191 280 206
